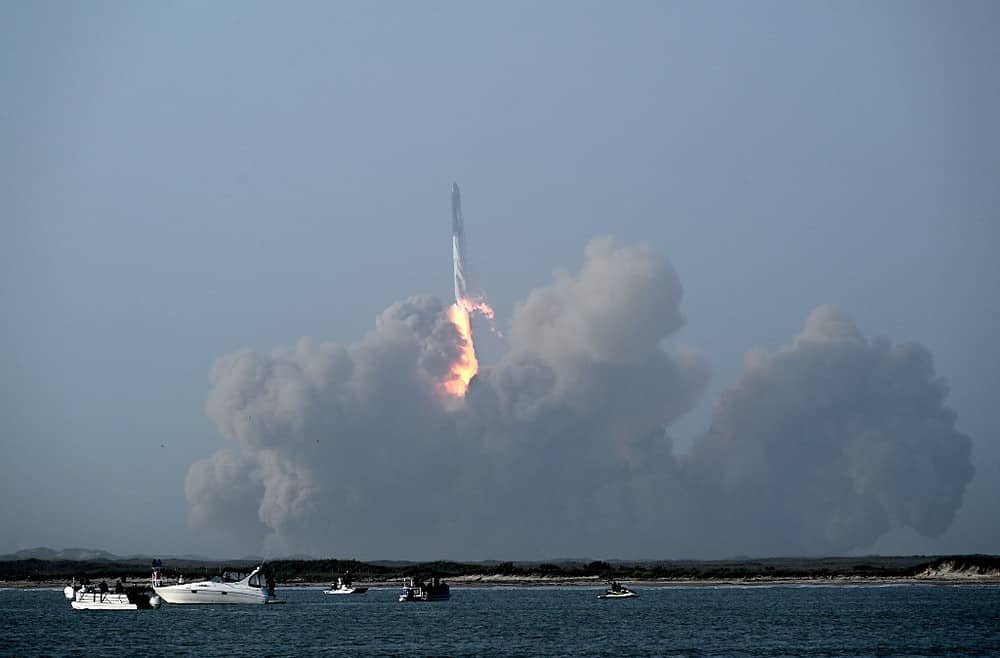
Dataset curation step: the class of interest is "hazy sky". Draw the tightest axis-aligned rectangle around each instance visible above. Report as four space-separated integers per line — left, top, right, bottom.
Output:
2 1 997 559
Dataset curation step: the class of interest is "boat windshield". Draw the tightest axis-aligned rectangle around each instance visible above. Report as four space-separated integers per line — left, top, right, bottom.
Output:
208 570 250 583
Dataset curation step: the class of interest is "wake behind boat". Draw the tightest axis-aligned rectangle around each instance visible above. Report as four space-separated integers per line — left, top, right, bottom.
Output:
152 560 282 605
598 580 638 599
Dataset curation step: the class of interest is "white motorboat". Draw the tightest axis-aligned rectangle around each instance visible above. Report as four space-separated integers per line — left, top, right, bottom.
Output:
598 580 638 599
153 563 282 605
324 573 368 595
70 581 161 610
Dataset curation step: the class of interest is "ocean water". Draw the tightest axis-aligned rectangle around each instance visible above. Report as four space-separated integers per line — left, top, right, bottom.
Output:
1 584 999 657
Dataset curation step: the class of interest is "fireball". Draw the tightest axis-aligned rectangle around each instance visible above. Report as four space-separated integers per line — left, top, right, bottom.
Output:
442 298 495 397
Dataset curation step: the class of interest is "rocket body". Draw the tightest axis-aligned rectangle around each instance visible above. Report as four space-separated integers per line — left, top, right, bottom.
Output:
451 183 468 304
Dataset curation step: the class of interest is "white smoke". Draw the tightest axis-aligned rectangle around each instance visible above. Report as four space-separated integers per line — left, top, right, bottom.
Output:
185 239 974 558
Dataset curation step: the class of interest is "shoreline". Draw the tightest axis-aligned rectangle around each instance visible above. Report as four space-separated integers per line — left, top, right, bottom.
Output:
6 574 1000 590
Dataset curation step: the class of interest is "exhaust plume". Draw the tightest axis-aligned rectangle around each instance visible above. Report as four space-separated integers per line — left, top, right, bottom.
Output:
443 182 497 397
442 302 478 397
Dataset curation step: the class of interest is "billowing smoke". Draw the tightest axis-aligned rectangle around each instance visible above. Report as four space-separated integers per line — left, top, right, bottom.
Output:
456 238 710 557
190 296 469 556
686 305 974 555
185 238 974 558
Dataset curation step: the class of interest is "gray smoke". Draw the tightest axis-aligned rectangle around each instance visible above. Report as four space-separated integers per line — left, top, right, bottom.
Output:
189 296 469 556
457 238 709 557
687 305 974 555
185 239 974 558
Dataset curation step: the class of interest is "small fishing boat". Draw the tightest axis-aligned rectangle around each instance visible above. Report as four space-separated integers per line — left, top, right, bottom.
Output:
598 580 638 599
324 573 368 595
69 580 161 610
399 576 450 602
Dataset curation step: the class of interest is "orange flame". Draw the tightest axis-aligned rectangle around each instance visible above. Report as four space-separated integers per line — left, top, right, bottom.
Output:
461 296 502 337
442 296 497 397
459 298 495 320
443 302 479 397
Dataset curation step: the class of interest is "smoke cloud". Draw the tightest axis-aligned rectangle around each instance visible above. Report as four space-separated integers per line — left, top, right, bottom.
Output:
687 305 974 555
186 238 974 558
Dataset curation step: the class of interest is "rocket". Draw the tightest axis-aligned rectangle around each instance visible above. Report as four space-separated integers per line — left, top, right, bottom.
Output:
452 182 468 305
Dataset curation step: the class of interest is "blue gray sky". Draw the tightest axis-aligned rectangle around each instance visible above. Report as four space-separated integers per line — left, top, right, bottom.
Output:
2 1 997 559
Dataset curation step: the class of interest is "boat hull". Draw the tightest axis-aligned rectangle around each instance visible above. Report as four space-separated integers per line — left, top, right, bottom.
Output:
598 592 638 599
399 590 450 602
154 585 274 605
71 592 137 610
324 587 368 595
71 588 160 610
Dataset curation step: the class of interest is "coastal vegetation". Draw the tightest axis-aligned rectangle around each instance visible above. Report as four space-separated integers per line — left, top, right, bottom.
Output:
2 551 998 585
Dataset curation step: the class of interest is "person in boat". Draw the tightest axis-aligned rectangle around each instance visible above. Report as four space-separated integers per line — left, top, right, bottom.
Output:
114 579 124 594
98 580 109 601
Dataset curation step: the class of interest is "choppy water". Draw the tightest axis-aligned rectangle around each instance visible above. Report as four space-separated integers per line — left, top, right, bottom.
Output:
2 584 999 656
